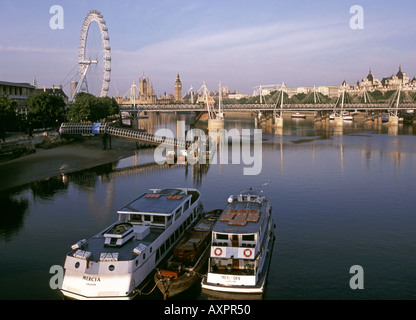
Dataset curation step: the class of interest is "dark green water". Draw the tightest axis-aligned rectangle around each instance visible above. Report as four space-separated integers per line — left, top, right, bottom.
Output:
1 114 416 300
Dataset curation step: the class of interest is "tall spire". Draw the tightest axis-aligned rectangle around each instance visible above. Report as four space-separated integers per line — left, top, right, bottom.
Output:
397 65 404 79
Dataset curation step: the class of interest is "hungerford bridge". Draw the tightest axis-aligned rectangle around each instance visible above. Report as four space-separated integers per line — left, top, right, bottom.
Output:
119 102 416 112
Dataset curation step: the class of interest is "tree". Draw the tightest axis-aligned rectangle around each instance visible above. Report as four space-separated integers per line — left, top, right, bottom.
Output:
27 92 66 128
67 93 120 122
0 95 18 141
66 93 94 122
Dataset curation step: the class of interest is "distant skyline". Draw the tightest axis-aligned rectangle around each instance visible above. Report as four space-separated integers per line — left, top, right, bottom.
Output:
1 0 416 98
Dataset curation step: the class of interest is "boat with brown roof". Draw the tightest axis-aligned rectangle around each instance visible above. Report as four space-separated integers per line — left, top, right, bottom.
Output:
154 209 222 299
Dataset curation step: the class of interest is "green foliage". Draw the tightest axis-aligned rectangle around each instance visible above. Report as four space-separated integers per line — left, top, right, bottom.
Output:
27 92 66 127
66 93 120 122
0 94 18 139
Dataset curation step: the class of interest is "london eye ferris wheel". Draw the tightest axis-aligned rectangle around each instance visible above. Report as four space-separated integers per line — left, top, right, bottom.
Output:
71 10 111 101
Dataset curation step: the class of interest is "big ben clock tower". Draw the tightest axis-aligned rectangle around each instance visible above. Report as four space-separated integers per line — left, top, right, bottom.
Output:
175 73 183 102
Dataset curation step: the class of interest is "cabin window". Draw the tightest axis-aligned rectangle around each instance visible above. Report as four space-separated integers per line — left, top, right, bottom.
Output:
183 199 190 211
216 233 228 240
153 215 165 225
174 208 182 220
109 265 115 271
242 234 255 241
144 215 151 222
156 249 160 262
130 214 142 222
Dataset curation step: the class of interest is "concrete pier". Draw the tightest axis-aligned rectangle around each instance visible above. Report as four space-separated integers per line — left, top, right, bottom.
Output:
389 115 399 126
274 116 283 128
208 119 224 130
334 116 343 127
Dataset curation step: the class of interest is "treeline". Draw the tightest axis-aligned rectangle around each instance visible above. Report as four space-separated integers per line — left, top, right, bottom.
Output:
0 92 120 138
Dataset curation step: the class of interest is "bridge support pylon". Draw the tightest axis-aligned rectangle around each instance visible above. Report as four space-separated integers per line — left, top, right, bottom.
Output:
389 115 399 126
274 116 283 128
131 111 138 130
334 116 343 127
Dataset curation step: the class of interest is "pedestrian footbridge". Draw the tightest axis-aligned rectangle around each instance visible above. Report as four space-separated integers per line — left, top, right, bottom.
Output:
59 123 190 148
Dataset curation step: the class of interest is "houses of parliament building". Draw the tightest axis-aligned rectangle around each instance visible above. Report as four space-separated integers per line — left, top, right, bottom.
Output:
116 74 184 105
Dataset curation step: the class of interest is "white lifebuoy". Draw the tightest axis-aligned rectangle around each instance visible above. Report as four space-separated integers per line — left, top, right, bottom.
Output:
244 248 252 258
214 248 222 256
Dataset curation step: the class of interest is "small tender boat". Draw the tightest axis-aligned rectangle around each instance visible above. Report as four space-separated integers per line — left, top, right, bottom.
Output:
330 112 353 121
60 188 204 300
201 188 275 299
291 112 306 119
342 111 353 121
166 151 176 164
154 209 222 299
177 149 187 165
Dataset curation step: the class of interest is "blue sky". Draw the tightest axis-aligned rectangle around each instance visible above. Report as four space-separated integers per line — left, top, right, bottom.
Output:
1 0 416 97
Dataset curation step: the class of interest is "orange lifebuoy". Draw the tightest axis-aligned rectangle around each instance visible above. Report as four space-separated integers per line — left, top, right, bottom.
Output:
244 249 252 258
214 248 222 256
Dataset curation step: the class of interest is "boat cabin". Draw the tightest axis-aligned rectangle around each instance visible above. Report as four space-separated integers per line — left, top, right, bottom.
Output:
117 189 197 229
208 188 271 276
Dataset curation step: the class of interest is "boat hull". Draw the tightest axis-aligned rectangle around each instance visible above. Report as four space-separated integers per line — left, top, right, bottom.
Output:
154 247 209 298
153 209 221 298
201 230 275 298
60 188 204 300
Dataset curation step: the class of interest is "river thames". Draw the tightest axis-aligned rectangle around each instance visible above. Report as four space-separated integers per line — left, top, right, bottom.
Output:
1 113 416 300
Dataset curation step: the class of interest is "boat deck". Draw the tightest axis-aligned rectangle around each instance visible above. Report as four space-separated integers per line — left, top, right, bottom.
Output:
118 188 190 214
214 201 266 234
70 226 164 262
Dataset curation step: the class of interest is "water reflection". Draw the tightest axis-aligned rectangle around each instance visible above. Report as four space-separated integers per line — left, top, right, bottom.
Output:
0 193 29 241
1 113 416 300
30 177 68 200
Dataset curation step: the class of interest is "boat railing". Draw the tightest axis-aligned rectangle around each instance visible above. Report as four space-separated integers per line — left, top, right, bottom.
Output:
212 241 256 248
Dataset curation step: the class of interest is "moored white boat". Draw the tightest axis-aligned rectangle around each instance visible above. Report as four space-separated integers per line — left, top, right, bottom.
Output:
342 111 353 121
330 112 353 121
177 150 187 165
166 151 176 164
201 188 275 299
60 188 204 300
291 112 306 119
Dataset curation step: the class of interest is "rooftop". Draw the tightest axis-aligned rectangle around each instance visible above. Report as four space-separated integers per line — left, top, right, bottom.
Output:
118 188 191 215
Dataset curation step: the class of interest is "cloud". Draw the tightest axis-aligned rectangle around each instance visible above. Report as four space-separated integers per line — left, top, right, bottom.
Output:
110 19 376 93
0 45 76 55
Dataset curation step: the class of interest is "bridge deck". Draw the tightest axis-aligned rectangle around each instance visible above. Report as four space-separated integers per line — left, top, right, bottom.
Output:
119 103 416 112
59 123 190 148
